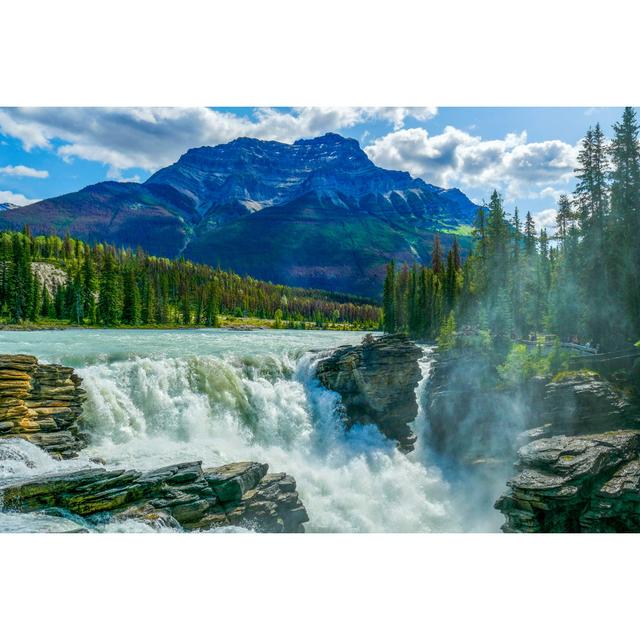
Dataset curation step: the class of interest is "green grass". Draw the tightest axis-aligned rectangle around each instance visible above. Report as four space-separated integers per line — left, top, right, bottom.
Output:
0 315 373 332
444 224 475 237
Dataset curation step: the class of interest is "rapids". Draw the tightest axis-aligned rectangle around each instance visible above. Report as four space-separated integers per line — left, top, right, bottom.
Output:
0 328 484 533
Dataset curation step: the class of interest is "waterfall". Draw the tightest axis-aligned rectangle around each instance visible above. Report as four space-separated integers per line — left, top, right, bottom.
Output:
0 329 461 533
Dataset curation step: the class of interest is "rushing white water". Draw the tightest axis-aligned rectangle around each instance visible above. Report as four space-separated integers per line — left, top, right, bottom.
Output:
0 328 463 533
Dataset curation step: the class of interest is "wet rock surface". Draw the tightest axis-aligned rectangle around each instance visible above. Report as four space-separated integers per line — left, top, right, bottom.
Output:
0 354 86 458
316 334 422 452
0 353 311 533
0 459 309 533
496 372 640 532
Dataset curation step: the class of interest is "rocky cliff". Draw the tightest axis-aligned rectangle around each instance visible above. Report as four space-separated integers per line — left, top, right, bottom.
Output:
0 354 86 458
0 459 309 532
496 372 640 532
316 334 423 452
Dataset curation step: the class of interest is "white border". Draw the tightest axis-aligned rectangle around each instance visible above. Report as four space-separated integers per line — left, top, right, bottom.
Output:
2 2 640 638
1 0 639 106
4 533 639 638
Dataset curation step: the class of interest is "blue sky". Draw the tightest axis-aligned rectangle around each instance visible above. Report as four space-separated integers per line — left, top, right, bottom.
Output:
0 107 629 230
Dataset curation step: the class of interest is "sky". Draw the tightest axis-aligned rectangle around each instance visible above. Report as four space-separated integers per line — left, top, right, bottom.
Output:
0 106 629 231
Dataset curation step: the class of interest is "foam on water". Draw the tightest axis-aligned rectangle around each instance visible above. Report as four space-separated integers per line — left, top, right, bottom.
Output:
0 329 462 533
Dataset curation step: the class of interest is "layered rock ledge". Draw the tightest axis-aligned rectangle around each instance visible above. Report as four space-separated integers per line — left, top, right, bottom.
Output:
1 353 310 533
316 334 423 452
539 371 637 436
496 372 640 532
0 354 86 458
0 459 309 533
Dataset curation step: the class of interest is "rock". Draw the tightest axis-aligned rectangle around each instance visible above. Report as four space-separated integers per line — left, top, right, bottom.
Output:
495 431 640 532
581 460 640 531
0 354 86 458
0 459 309 533
204 461 269 503
30 261 68 297
224 473 309 533
315 334 422 452
495 370 640 532
541 372 638 436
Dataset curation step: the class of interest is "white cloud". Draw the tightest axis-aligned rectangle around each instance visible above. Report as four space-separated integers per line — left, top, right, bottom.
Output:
531 208 558 231
0 107 437 175
0 190 39 206
366 107 438 130
364 126 578 200
0 164 49 178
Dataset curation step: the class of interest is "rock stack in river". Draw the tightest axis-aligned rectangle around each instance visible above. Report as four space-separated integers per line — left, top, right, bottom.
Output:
0 354 86 458
316 334 422 452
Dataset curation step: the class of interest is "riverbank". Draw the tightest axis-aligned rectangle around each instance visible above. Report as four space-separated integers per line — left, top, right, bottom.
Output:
0 315 374 332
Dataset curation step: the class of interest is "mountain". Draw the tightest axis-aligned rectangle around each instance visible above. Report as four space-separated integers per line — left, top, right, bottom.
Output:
0 202 20 212
0 133 480 298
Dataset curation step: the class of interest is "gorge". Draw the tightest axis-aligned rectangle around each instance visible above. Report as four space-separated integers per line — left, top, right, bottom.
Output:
3 328 640 533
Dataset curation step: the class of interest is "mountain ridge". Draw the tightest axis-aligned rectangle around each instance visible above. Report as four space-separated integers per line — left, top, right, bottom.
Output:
0 133 480 297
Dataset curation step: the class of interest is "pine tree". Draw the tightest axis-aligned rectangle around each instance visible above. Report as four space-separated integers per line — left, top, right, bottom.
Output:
98 250 122 325
574 123 611 347
510 207 524 335
524 212 536 256
382 260 396 333
141 272 157 324
9 234 32 323
82 246 98 324
180 287 191 324
609 107 640 336
431 235 444 275
28 275 41 322
205 281 220 327
41 284 52 318
121 266 141 325
444 248 459 314
395 264 410 332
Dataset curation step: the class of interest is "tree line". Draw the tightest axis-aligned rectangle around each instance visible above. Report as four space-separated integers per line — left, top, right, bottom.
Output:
382 107 640 352
382 234 462 339
0 231 381 328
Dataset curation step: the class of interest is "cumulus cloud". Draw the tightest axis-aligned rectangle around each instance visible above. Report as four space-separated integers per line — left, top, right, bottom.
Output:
0 190 39 206
530 208 558 232
0 164 49 178
0 107 437 175
364 126 578 200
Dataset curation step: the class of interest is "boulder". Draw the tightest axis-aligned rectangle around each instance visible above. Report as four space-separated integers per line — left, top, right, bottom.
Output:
541 371 637 436
204 461 269 503
495 431 640 532
315 334 422 452
0 354 86 458
0 459 309 533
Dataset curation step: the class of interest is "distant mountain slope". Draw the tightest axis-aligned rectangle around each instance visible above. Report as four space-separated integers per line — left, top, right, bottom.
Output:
0 202 20 212
0 133 480 297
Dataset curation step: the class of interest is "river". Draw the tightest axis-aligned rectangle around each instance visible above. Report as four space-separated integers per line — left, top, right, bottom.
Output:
0 328 502 533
